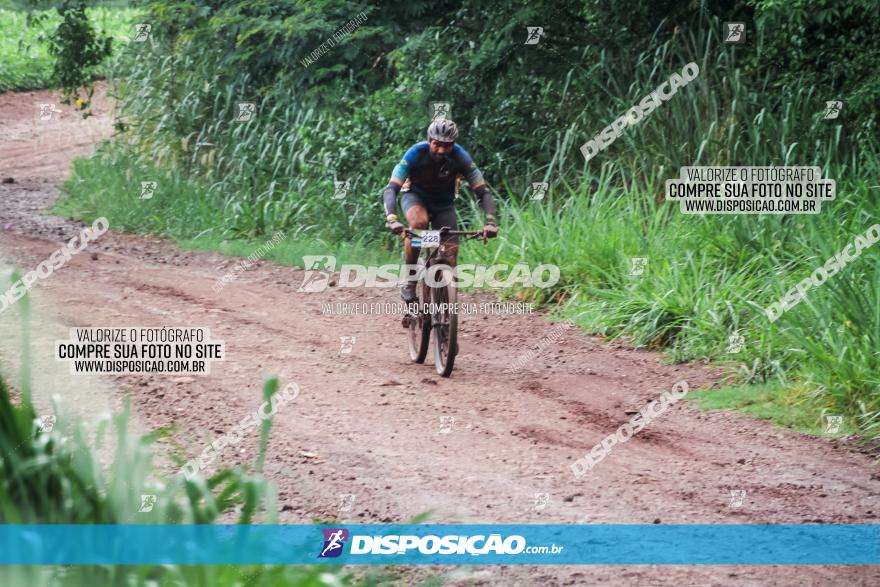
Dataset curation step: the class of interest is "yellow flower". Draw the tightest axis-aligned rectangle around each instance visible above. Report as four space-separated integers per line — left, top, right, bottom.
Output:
75 98 85 107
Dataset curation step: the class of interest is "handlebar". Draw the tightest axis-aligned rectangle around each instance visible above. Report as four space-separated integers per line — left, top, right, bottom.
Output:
402 226 487 242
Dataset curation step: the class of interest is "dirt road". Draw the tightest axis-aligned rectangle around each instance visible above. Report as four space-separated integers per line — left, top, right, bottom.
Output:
0 87 878 586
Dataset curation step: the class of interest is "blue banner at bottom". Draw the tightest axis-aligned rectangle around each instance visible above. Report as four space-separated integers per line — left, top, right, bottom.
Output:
0 524 877 565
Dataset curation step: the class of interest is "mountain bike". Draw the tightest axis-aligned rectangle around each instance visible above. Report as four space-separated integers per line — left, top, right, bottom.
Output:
401 226 486 377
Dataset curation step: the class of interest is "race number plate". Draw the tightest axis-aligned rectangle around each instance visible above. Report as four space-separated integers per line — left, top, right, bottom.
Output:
420 231 441 248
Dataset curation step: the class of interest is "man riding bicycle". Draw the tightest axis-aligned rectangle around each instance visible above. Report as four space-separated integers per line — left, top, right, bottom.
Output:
383 119 499 303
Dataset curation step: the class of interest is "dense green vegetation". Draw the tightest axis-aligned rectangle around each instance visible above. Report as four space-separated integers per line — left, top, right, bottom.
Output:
0 3 134 92
52 1 880 441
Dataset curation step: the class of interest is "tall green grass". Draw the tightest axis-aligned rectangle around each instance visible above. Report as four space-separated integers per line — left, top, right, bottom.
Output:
0 369 378 585
453 24 880 439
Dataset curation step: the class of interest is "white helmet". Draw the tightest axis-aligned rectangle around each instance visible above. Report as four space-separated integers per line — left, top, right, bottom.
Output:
427 119 459 142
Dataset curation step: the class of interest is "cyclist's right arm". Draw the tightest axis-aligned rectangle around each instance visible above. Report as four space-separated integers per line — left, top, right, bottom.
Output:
383 145 418 216
383 179 403 217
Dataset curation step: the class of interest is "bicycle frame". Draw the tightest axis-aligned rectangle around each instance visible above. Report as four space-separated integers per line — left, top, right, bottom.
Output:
401 226 485 376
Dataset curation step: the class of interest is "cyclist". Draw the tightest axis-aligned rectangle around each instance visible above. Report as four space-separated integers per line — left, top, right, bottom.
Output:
382 119 498 303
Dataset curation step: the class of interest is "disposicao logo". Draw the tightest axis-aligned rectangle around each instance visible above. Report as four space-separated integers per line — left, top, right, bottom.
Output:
316 528 561 558
296 255 560 292
318 528 349 558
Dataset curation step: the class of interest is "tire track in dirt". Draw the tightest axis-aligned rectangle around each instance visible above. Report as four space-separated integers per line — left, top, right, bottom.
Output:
1 87 878 586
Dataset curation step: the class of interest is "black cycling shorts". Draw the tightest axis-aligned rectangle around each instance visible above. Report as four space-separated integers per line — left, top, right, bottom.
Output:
401 189 459 244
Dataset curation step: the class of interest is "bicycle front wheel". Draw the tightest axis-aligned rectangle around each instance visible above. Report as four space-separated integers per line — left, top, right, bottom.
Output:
407 278 431 363
430 266 458 377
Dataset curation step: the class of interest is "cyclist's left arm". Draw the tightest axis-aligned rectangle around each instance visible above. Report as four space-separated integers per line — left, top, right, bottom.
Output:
455 145 497 225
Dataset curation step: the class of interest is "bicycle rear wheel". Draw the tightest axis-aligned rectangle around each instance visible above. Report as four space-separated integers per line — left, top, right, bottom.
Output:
407 279 431 363
431 266 458 377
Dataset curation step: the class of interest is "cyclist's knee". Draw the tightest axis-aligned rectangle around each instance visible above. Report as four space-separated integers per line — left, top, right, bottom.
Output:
405 206 428 228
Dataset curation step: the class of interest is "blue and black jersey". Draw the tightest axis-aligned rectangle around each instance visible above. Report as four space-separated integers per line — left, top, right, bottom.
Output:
391 142 485 206
383 142 496 217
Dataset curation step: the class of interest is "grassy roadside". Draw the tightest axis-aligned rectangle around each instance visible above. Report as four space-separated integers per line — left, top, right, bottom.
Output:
54 142 879 446
475 179 880 438
54 151 395 268
686 382 859 439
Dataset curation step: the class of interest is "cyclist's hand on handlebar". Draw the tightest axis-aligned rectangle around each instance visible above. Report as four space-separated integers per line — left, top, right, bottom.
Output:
386 220 405 235
482 223 498 239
